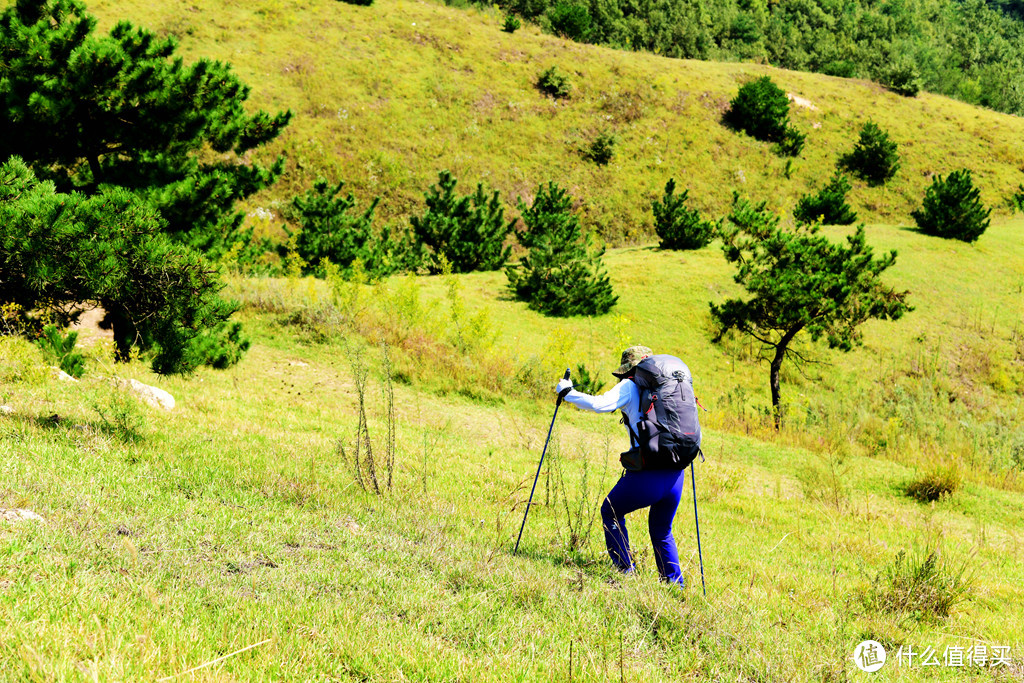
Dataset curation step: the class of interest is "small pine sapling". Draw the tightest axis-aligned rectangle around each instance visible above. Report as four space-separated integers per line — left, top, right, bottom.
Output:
537 67 572 99
573 363 605 394
289 178 418 278
839 122 900 186
506 182 617 316
723 76 804 157
410 171 514 274
911 169 991 243
36 324 86 378
585 130 618 166
793 172 858 225
652 178 719 249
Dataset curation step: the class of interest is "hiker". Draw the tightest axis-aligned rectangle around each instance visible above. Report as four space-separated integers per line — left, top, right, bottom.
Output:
554 346 702 585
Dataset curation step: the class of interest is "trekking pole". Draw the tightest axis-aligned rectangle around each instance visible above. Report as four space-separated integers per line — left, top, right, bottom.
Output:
691 459 707 597
514 368 571 555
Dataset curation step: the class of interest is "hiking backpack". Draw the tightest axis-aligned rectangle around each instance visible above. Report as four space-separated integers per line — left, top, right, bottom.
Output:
621 354 702 471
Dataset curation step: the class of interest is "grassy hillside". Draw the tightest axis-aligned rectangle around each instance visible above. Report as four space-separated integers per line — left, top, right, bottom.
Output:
3 0 1024 679
2 309 1024 680
2 218 1022 678
260 215 1022 490
82 0 1024 243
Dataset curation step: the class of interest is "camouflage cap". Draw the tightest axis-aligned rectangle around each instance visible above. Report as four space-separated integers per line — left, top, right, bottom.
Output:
612 345 653 378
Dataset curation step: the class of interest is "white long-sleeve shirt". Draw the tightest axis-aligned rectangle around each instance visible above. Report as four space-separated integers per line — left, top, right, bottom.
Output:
563 379 642 446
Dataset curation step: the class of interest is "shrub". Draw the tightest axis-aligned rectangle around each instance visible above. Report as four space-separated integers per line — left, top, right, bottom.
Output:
546 1 591 41
338 0 373 5
905 466 962 502
793 172 858 225
880 55 921 97
585 130 618 165
652 178 719 249
911 169 991 243
724 76 804 157
862 547 974 621
506 182 617 316
289 179 376 272
573 362 605 394
537 66 572 99
839 122 900 186
410 170 514 274
289 178 418 279
91 384 146 443
725 77 789 141
502 14 521 33
1 158 241 375
1011 184 1024 213
188 321 251 370
776 126 805 158
35 324 85 378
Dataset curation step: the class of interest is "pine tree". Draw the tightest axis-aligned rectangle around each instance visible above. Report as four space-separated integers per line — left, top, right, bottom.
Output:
410 171 514 274
0 0 291 254
506 182 617 316
289 178 419 278
711 194 910 428
35 324 86 378
911 169 991 242
839 122 900 186
652 178 719 249
0 157 244 374
793 172 858 225
724 76 805 157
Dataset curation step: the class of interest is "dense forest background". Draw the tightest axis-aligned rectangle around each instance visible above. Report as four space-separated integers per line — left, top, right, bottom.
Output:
499 0 1024 115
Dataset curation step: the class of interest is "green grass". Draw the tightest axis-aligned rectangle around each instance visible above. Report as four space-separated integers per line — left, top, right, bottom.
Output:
4 0 1024 678
2 318 1024 681
334 216 1024 488
80 0 1024 244
4 209 1024 677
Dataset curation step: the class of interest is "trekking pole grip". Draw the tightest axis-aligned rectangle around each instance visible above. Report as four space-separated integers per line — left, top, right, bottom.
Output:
557 367 571 405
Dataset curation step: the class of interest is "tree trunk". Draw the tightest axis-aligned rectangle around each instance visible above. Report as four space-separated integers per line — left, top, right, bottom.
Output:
769 327 801 431
87 154 102 188
102 307 133 363
769 349 784 431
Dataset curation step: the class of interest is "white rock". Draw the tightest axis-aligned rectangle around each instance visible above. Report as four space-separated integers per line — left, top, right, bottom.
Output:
125 379 175 411
787 93 819 111
0 405 12 415
1 508 44 523
53 368 78 382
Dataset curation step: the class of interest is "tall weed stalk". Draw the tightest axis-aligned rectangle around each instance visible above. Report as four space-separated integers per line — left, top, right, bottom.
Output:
554 442 610 553
338 341 399 495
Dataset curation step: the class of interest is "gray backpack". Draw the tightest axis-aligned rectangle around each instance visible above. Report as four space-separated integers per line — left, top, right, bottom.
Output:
620 354 702 471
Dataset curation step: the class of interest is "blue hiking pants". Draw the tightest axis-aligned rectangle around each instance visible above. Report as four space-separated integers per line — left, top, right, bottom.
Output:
601 468 687 585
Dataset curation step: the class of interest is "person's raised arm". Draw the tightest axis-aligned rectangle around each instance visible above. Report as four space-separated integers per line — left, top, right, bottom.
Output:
554 378 633 414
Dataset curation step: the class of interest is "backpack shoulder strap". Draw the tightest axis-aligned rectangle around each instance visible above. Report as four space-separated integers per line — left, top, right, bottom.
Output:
620 380 642 446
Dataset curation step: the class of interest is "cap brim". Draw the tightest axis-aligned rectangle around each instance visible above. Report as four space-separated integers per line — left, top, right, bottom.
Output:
611 363 633 378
